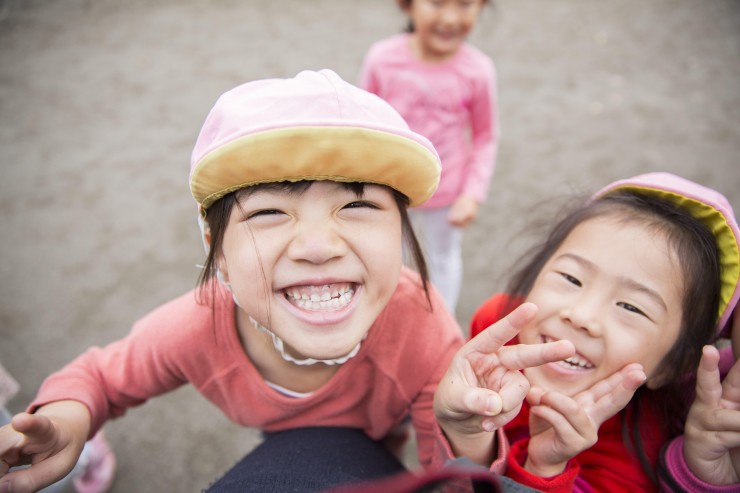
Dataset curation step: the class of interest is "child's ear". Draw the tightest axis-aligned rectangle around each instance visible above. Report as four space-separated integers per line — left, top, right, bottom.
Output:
198 214 213 255
218 260 231 285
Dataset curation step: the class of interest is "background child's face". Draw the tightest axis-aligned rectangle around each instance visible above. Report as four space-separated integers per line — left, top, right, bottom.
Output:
519 216 685 394
218 181 404 361
405 0 484 62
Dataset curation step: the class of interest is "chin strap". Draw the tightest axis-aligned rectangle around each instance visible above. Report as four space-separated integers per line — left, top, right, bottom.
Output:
248 316 363 366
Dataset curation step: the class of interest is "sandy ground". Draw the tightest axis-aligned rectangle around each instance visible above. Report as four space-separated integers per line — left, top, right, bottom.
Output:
1 0 739 491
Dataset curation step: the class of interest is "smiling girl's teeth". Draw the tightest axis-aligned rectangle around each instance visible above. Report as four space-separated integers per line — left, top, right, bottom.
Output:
544 336 594 370
285 284 354 311
561 354 594 369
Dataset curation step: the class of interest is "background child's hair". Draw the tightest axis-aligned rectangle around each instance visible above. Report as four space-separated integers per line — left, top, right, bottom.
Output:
504 189 722 483
197 181 433 308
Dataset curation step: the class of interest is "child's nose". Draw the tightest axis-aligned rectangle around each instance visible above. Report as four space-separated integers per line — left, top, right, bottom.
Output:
561 295 604 336
440 5 462 24
287 221 347 264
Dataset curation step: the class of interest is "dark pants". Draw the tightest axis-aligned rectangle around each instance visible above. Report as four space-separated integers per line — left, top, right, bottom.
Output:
205 427 540 493
205 427 406 493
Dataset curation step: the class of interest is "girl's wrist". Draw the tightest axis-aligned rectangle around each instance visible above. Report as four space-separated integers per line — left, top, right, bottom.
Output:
441 426 498 466
524 455 567 478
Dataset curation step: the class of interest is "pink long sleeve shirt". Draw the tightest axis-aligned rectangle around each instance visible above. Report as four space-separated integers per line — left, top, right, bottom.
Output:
359 33 499 209
30 267 474 469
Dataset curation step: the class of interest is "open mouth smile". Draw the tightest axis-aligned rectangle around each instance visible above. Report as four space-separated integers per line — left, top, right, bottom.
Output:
543 336 595 370
283 283 355 312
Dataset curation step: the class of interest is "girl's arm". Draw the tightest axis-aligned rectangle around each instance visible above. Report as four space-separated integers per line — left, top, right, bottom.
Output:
0 400 90 493
433 303 575 465
460 59 498 208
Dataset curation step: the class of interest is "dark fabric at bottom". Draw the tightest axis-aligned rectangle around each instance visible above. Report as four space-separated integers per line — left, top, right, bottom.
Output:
205 427 406 493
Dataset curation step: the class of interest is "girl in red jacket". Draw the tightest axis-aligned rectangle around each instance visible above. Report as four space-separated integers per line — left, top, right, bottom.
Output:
469 172 740 492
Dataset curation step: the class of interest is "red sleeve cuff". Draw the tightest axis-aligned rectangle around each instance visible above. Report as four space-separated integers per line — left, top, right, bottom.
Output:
505 439 579 493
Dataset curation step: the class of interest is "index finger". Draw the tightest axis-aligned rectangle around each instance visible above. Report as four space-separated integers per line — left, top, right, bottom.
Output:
469 303 539 353
498 339 575 371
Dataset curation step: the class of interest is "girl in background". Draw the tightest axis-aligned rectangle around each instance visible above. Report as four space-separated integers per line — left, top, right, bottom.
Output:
360 0 498 314
467 172 740 492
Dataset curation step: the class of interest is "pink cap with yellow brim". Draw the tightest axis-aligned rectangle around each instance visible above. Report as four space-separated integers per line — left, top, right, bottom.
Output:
594 172 740 335
189 69 441 210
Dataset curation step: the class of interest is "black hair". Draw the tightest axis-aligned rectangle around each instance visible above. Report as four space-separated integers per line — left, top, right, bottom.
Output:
505 189 722 484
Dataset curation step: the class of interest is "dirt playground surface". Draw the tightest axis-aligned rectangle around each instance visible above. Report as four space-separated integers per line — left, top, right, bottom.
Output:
1 1 739 491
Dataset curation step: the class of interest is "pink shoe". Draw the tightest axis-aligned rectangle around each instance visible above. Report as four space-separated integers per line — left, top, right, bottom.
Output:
73 431 117 493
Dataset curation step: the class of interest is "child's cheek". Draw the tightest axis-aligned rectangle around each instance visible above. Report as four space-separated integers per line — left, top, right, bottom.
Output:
517 324 541 346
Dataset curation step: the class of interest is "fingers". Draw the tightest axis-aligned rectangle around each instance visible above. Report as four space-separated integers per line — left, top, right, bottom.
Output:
721 357 740 407
455 387 503 417
498 339 575 371
532 393 589 435
695 346 723 407
1 451 75 493
530 392 597 453
10 413 54 440
497 371 532 414
470 303 540 354
575 364 645 426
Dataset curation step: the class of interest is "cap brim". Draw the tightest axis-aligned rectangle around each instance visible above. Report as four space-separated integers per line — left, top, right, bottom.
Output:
190 126 440 210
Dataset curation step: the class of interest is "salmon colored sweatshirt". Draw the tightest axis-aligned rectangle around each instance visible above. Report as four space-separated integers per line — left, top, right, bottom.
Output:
30 267 474 469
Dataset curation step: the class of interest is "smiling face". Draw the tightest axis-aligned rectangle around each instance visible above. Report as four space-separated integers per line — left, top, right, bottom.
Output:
404 0 485 62
519 215 685 395
217 181 403 362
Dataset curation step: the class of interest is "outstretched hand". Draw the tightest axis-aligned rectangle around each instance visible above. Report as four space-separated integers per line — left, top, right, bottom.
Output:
433 303 575 464
0 401 90 493
524 363 646 477
683 345 740 485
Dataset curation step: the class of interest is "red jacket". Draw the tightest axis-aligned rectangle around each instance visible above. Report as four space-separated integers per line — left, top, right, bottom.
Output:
471 294 665 493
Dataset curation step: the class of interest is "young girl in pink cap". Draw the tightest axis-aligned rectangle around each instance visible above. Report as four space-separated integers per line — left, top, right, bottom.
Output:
468 172 740 492
359 0 498 315
0 70 570 493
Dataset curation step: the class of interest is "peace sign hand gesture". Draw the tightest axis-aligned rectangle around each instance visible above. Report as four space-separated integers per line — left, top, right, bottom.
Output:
433 303 575 465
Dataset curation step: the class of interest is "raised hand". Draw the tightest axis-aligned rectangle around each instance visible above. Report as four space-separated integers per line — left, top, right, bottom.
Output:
524 363 646 477
683 345 740 485
0 401 90 493
433 303 575 464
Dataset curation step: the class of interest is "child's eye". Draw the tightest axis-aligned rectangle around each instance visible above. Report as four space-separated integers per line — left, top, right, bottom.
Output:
617 302 649 318
343 201 378 210
246 209 284 219
558 272 582 287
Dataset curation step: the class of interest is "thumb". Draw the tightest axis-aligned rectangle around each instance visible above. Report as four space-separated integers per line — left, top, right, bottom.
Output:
10 413 56 445
457 387 503 417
